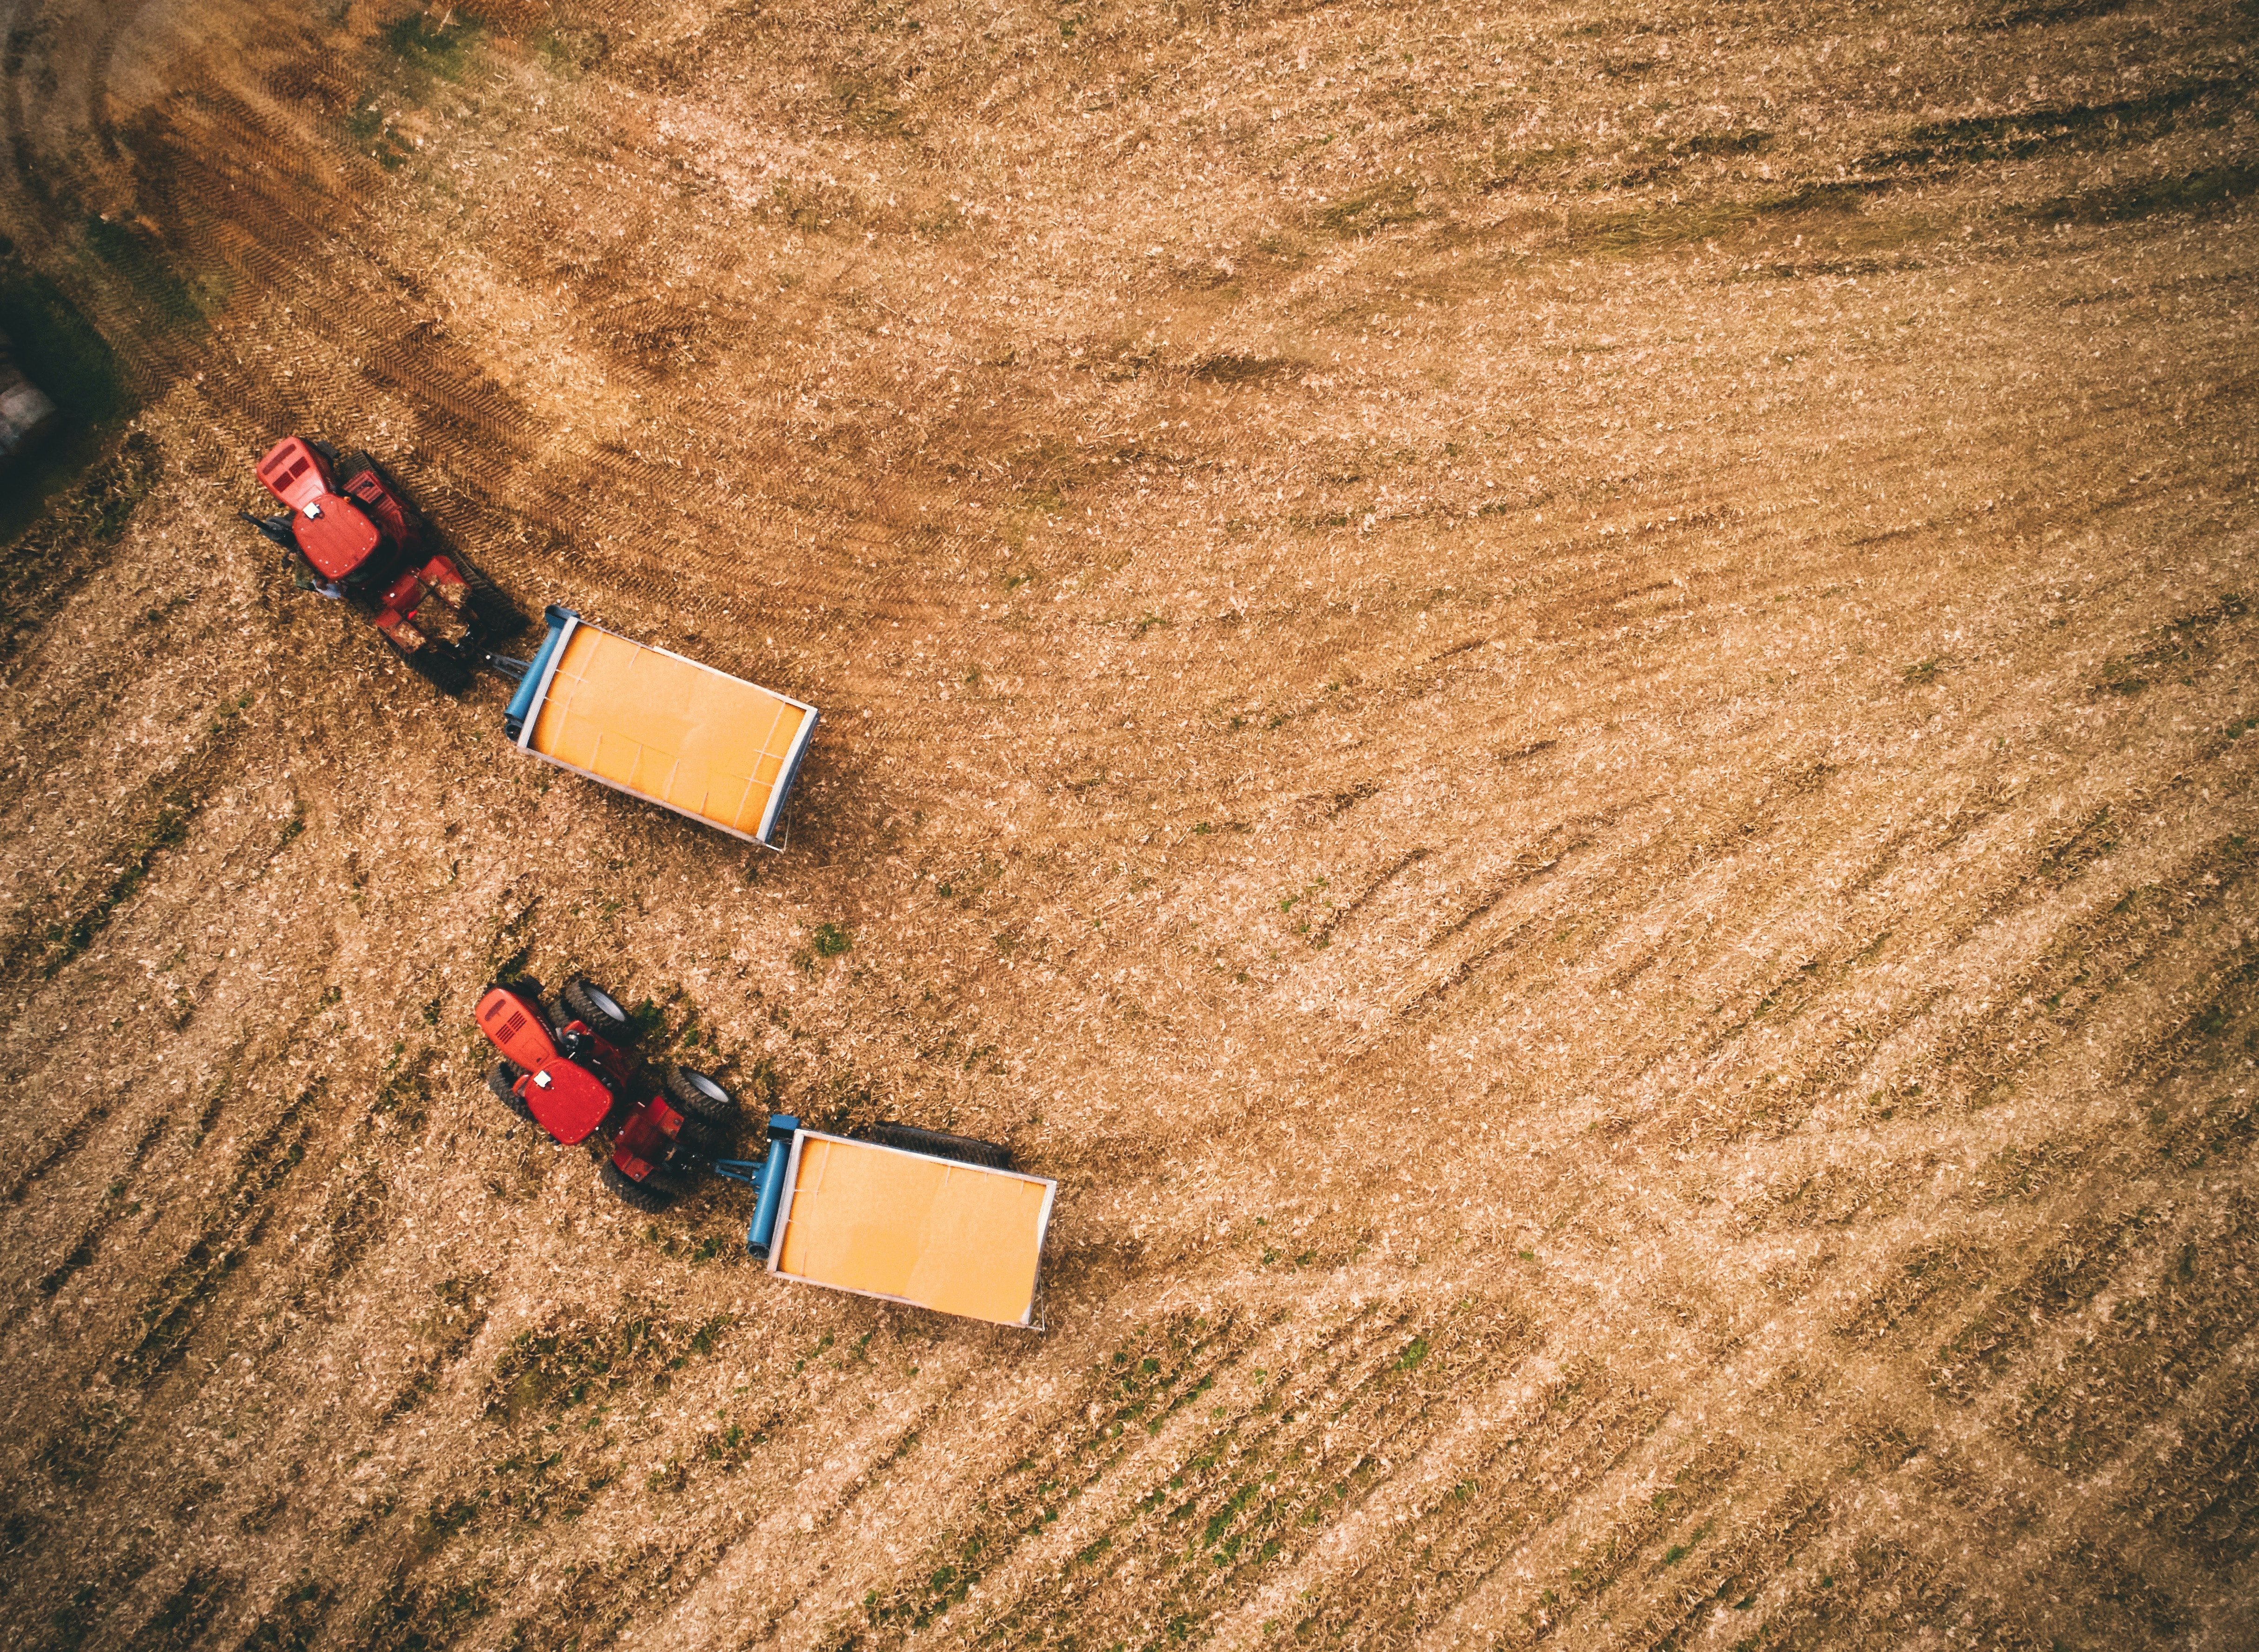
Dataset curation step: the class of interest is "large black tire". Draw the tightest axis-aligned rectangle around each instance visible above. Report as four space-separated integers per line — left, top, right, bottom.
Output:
562 978 632 1041
672 1117 731 1162
465 573 527 639
488 1060 534 1123
404 645 473 695
666 1067 738 1125
863 1122 1012 1171
599 1159 673 1212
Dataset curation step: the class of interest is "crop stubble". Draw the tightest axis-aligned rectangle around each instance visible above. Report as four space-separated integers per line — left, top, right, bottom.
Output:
0 0 2254 1646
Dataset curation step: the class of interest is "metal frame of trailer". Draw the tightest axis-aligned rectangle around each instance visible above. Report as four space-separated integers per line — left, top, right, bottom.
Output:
497 606 818 848
757 1127 1058 1329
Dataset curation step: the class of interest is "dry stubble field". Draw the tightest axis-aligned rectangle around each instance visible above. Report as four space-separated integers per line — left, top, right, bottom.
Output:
0 0 2255 1646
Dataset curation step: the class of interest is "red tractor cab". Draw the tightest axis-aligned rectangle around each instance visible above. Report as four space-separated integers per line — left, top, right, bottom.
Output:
243 436 517 692
474 976 739 1212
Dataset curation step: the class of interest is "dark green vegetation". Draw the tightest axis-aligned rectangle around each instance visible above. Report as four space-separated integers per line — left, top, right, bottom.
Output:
0 235 133 544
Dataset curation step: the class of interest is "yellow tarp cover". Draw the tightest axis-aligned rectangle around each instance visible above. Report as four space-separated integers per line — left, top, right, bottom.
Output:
528 624 813 841
775 1136 1052 1326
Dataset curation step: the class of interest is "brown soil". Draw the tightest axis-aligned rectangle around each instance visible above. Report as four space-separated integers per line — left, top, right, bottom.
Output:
1 0 2255 1647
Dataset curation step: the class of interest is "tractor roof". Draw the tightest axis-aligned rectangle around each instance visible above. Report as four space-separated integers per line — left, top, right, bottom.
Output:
294 495 384 582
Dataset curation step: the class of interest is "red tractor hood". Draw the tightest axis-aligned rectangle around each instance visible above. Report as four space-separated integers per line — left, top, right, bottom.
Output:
294 494 384 581
256 435 333 510
478 986 558 1069
475 984 619 1146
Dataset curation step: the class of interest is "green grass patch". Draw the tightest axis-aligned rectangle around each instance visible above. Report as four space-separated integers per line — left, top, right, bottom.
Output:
1312 179 1426 238
2036 161 2259 225
530 26 610 77
381 11 486 80
80 215 209 328
38 787 191 976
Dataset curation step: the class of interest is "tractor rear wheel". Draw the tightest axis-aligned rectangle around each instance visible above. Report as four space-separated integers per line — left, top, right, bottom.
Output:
862 1122 1013 1171
673 1117 732 1161
487 1060 534 1123
562 978 632 1041
599 1160 673 1212
466 574 526 639
406 646 473 695
667 1067 738 1125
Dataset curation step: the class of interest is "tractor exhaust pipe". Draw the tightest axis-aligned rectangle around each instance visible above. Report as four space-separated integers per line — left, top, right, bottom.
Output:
240 508 297 549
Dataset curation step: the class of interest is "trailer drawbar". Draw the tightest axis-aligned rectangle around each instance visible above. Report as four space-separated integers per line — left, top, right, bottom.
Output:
713 1114 802 1259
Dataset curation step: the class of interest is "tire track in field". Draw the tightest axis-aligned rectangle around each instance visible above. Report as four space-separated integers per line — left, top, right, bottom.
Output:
2 0 2257 1648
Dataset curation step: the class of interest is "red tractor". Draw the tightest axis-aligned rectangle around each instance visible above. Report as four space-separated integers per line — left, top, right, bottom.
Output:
242 435 516 691
474 976 740 1212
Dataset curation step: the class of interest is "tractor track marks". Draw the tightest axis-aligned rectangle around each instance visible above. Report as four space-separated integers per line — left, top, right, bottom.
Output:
0 705 254 985
114 1079 320 1385
851 1309 1272 1639
851 1299 1540 1652
0 426 158 663
1 0 2257 1646
1290 1360 1668 1650
1634 811 2259 1151
1300 845 1430 950
1925 1205 2166 1409
1491 1432 1755 1648
1008 1306 1524 1645
2119 1351 2259 1571
2009 1190 2259 1476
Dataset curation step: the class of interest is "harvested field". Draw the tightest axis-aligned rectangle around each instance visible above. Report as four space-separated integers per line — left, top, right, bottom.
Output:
0 0 2255 1646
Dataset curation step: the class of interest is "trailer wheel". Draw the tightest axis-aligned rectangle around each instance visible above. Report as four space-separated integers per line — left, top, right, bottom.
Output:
599 1160 673 1213
863 1122 1013 1171
487 1060 534 1123
667 1067 738 1125
562 978 632 1041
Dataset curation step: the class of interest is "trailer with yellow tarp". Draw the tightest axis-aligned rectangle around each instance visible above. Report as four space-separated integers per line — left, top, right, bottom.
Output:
494 606 818 848
736 1116 1056 1328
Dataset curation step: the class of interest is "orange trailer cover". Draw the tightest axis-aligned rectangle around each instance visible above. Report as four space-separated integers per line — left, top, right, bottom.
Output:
521 617 817 846
769 1133 1056 1327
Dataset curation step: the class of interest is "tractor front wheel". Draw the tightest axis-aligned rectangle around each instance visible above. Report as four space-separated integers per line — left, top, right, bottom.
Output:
488 1060 534 1123
667 1067 738 1125
562 978 632 1041
600 1160 673 1212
